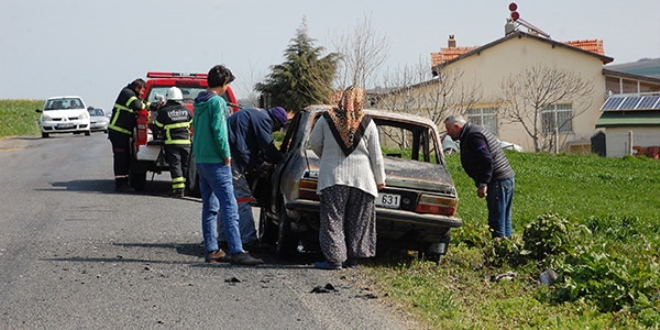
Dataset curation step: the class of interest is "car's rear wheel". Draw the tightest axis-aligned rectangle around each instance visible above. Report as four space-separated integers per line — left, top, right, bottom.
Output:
258 207 278 244
129 169 147 191
41 132 49 138
276 203 299 260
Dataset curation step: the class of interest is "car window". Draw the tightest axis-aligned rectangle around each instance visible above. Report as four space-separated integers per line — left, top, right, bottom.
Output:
88 108 104 116
306 111 440 164
44 98 84 110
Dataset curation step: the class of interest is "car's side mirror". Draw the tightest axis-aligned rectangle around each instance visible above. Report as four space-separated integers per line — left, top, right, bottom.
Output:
35 109 43 113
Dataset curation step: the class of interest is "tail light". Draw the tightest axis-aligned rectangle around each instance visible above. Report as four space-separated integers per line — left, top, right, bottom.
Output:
298 170 320 200
416 194 459 216
136 109 149 146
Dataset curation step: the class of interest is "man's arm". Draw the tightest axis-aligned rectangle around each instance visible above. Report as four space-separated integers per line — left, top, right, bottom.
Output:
468 133 494 186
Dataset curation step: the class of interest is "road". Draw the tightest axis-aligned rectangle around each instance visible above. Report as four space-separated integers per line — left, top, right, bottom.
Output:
0 133 417 330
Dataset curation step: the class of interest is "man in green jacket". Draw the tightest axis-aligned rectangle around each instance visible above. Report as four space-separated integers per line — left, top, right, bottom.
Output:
192 64 263 266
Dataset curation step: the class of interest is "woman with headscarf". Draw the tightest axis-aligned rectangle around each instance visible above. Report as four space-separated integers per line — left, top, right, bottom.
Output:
309 86 386 269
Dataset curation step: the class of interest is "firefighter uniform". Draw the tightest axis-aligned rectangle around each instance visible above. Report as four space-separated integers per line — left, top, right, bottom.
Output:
108 82 158 190
154 98 193 197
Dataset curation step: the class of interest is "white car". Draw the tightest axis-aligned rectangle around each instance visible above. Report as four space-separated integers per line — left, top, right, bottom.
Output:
36 96 91 138
87 107 109 133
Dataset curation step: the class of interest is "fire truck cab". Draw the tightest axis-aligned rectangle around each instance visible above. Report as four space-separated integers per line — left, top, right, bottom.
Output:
129 71 238 195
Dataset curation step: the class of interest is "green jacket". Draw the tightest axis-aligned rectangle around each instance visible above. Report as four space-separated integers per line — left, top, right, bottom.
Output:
192 91 231 163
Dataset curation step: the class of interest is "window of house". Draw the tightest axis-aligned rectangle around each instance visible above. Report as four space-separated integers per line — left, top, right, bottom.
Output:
542 103 573 134
466 107 498 135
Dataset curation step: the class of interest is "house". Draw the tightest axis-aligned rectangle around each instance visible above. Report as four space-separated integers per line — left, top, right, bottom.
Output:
372 19 660 155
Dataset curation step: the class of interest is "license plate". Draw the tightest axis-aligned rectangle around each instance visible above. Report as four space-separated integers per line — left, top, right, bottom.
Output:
376 193 401 209
57 123 74 128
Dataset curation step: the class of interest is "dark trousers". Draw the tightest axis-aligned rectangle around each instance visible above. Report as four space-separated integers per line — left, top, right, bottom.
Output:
108 130 131 179
164 144 190 191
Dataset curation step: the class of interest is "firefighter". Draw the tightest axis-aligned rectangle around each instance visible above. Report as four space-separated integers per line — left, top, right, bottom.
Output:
108 78 162 192
154 87 193 197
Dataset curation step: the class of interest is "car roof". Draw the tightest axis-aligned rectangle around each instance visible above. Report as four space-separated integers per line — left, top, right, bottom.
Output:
304 104 439 128
47 96 84 100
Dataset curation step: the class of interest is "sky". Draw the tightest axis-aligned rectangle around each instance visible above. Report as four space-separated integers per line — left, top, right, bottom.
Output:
1 0 659 110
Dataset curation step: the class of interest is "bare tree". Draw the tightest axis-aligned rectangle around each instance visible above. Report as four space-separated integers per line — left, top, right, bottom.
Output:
235 59 265 108
332 14 389 89
377 58 482 126
499 64 594 152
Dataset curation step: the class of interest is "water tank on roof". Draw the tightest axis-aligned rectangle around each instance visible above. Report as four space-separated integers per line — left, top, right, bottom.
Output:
505 19 515 35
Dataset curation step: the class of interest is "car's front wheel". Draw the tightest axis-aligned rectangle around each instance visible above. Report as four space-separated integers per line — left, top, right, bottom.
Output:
258 207 278 244
276 202 299 260
84 131 91 136
41 132 49 138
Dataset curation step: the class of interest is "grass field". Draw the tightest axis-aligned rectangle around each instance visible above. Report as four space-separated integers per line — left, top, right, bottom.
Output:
366 151 660 329
0 99 43 138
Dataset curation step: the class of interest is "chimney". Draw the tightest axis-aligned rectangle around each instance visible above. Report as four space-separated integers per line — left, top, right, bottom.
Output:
448 35 456 48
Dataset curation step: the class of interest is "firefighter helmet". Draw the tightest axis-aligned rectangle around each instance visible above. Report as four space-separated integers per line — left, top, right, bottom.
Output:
166 87 183 101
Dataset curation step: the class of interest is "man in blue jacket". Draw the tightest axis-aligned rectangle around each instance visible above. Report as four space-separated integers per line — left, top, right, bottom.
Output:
217 106 288 250
444 114 515 238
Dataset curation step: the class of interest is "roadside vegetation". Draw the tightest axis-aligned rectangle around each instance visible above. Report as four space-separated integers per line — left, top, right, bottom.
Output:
0 99 43 138
366 151 660 329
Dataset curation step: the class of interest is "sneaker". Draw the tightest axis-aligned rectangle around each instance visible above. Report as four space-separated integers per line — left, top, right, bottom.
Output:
342 259 358 269
205 249 230 263
314 260 342 270
230 252 264 266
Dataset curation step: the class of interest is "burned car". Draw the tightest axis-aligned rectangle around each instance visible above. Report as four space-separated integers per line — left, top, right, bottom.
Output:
258 105 462 263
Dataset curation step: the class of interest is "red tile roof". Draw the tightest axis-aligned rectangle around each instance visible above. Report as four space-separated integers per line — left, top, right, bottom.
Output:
431 37 605 67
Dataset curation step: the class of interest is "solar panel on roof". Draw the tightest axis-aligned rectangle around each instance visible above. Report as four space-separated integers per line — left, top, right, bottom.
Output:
620 96 642 110
637 96 660 110
600 97 624 110
653 97 660 109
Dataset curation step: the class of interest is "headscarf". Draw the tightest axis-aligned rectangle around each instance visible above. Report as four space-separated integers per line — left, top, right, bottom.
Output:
323 86 371 156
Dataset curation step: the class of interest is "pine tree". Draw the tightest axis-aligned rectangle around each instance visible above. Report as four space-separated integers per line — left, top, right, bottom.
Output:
256 18 338 113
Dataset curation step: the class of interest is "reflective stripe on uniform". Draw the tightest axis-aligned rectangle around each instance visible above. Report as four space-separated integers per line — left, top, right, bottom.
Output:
172 176 186 189
162 121 192 145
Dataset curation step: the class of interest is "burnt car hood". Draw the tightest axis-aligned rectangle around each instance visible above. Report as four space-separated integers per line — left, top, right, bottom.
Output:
304 150 456 194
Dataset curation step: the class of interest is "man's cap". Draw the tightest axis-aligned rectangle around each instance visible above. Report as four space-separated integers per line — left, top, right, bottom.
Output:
268 107 288 126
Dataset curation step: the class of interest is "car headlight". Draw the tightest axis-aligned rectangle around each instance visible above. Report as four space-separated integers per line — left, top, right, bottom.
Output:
42 114 52 121
80 112 90 119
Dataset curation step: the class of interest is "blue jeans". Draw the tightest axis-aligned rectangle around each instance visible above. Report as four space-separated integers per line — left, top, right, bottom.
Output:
196 162 243 255
486 177 515 238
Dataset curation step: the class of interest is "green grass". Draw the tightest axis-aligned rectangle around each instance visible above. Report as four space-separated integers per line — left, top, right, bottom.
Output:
0 99 43 138
365 151 660 329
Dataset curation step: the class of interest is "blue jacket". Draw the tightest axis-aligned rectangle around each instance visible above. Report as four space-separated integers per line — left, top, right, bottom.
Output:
227 108 284 170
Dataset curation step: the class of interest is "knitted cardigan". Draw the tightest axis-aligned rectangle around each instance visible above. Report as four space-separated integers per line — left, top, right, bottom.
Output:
309 116 386 198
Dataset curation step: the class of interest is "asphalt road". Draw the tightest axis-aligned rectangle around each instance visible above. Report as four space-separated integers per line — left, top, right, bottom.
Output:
0 133 417 330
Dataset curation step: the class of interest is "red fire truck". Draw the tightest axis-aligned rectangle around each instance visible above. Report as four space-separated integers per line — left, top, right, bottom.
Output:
129 72 239 195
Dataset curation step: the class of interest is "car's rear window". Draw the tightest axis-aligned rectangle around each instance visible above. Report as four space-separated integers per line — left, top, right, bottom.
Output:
146 87 207 104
